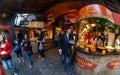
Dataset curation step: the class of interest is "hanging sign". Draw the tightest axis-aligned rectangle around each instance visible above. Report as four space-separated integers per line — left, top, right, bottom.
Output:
28 21 44 28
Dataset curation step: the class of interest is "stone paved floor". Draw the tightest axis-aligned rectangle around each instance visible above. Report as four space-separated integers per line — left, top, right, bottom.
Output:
5 48 79 75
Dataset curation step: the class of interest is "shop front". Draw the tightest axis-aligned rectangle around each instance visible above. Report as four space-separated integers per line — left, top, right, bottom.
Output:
75 4 120 75
28 21 53 53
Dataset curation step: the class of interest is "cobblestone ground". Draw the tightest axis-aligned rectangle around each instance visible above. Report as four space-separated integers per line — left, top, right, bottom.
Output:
5 48 79 75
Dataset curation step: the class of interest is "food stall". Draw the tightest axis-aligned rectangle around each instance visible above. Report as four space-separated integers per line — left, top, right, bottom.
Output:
75 4 120 75
28 21 53 53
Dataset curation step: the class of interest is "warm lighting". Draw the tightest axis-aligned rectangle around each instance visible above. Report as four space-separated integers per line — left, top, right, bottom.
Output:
91 24 96 26
81 20 87 24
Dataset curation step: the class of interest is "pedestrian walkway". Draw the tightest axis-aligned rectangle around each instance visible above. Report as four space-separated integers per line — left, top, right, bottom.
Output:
5 48 79 75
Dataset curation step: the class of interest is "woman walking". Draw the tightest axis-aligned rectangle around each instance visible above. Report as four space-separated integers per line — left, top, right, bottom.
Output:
37 30 45 60
22 34 33 68
0 35 17 75
13 40 24 63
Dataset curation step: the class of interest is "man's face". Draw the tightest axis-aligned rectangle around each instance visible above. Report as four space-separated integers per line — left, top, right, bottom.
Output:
67 28 72 34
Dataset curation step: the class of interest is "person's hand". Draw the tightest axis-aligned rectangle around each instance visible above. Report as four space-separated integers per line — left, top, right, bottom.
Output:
59 49 62 55
0 51 7 55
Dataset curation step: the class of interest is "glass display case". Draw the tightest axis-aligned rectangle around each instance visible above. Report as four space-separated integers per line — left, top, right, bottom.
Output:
76 18 120 55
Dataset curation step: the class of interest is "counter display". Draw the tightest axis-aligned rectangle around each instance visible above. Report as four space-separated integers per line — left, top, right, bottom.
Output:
76 18 120 55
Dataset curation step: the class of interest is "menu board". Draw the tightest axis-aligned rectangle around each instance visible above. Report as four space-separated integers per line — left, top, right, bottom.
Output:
107 33 115 46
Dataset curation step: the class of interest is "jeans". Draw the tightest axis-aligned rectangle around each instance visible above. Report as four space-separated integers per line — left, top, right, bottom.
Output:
1 59 16 73
23 50 33 66
38 50 44 58
62 54 69 71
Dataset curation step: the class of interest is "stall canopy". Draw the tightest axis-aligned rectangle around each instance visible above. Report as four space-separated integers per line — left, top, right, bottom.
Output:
76 4 120 26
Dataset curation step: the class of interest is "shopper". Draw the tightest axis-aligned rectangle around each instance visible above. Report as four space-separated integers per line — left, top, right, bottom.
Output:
59 27 74 71
37 30 45 60
22 34 33 68
13 40 24 63
0 35 17 75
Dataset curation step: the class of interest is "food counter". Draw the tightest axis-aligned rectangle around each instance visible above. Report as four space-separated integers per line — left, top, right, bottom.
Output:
75 47 120 75
71 4 120 75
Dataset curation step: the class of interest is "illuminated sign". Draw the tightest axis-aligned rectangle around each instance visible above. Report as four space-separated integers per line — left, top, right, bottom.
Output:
76 56 96 70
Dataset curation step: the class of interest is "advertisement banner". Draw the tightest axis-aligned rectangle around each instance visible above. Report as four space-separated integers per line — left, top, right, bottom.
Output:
107 60 120 69
78 4 114 23
76 55 96 70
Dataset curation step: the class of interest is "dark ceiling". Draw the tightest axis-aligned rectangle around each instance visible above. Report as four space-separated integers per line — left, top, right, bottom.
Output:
0 0 120 18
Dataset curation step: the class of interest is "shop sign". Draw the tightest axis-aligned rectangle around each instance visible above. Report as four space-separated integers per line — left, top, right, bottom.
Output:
28 21 44 28
76 55 96 70
78 4 114 23
107 60 120 69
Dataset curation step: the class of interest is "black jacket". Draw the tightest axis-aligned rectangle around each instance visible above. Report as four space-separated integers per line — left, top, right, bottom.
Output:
59 34 74 56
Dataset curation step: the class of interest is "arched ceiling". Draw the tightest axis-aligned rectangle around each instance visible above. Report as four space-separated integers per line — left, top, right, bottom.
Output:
0 0 120 19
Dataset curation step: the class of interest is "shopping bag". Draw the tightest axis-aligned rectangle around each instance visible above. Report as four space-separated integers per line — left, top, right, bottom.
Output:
13 44 19 52
39 43 44 51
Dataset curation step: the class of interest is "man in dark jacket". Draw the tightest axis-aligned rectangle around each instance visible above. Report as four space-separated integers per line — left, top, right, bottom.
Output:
59 27 74 71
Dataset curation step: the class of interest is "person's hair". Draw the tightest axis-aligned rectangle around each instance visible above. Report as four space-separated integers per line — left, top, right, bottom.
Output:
65 26 72 33
0 35 6 43
117 35 120 39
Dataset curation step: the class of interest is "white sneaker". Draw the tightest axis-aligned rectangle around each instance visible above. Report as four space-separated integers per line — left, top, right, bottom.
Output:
14 73 17 75
41 58 44 61
38 55 41 58
29 65 32 68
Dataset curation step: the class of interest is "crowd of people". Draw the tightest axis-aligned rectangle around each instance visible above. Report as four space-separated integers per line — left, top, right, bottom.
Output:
0 26 76 75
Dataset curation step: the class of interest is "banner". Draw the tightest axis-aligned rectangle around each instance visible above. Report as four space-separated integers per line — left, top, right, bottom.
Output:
78 4 114 23
107 60 120 69
76 55 96 70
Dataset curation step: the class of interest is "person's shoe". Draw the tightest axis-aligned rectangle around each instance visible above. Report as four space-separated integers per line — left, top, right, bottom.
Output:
29 65 32 69
41 58 44 61
13 73 17 75
38 55 41 58
19 60 21 63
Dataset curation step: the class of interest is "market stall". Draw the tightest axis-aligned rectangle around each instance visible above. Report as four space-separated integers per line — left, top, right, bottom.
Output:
75 4 120 75
28 21 53 53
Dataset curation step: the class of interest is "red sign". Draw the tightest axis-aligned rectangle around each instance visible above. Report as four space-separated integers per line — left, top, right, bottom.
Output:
107 60 120 69
78 4 114 22
76 55 96 70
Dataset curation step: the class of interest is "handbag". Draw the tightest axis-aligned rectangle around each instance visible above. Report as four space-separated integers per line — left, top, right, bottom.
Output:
13 44 19 52
39 43 44 51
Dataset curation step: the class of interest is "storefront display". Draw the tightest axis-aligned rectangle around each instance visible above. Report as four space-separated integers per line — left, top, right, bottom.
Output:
76 18 120 55
75 4 120 75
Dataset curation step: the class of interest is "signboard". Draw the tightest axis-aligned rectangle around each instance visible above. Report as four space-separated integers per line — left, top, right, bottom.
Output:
76 56 96 70
107 33 115 46
28 21 44 28
78 4 114 23
107 60 120 69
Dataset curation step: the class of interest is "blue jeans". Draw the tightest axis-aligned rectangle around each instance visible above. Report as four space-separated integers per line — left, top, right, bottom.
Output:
62 54 69 71
23 50 33 66
1 59 16 73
